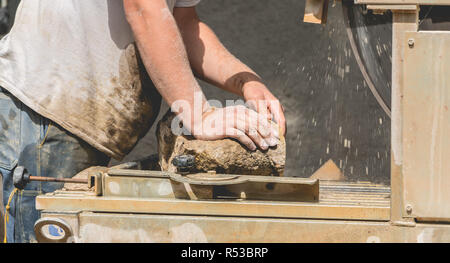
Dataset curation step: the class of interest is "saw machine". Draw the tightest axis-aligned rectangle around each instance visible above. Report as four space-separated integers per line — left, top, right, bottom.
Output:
7 0 450 242
31 156 392 243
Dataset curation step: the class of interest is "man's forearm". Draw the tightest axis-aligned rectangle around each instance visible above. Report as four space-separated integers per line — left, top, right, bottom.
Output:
174 8 263 97
124 0 207 130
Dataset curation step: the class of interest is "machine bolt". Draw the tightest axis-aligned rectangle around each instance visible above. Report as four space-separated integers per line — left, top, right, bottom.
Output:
408 38 414 48
406 204 413 214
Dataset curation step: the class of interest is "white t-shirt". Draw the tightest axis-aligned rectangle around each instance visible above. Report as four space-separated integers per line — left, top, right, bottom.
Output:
0 0 201 159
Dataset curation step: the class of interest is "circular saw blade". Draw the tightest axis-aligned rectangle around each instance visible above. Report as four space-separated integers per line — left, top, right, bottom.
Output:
342 2 392 118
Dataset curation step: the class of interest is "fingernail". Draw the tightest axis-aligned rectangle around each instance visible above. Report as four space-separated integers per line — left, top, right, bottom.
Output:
248 143 257 151
261 140 269 150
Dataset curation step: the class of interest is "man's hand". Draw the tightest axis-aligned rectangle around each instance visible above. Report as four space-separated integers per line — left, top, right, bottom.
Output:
242 82 286 136
191 106 280 151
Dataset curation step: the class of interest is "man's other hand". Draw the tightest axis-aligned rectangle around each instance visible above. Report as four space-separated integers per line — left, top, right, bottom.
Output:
191 105 280 151
242 83 287 136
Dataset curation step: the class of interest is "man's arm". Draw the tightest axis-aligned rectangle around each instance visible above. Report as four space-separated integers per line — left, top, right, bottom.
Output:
124 0 203 128
173 7 286 135
123 0 278 150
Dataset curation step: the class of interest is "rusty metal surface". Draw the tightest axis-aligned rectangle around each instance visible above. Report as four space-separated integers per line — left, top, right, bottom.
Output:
36 181 390 221
29 176 88 184
39 211 450 243
402 31 450 221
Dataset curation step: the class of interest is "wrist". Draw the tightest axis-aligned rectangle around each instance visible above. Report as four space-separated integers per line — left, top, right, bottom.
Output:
227 72 262 97
242 81 267 99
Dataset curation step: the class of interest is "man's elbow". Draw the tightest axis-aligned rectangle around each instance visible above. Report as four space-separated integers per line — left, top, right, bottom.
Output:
123 0 168 24
123 0 144 24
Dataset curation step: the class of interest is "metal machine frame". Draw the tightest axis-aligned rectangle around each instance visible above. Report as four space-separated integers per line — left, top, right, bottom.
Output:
361 1 450 226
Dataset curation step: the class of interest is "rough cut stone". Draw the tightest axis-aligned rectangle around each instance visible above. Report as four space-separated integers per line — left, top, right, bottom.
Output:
156 111 286 176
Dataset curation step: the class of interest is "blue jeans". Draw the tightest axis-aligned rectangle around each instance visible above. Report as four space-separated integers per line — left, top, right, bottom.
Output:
0 87 110 243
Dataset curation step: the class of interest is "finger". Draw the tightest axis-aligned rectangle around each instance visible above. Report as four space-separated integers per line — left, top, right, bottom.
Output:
239 110 279 147
247 100 272 121
226 128 257 151
248 109 280 144
268 100 286 136
235 116 270 150
245 108 273 139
